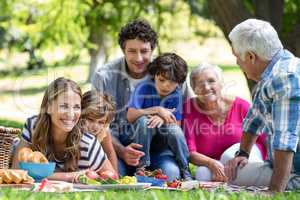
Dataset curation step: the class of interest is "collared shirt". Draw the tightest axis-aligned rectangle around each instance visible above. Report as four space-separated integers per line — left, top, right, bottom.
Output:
242 50 300 170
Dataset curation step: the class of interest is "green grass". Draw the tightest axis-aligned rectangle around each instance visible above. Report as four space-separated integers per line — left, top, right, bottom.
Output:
0 188 295 200
0 118 23 129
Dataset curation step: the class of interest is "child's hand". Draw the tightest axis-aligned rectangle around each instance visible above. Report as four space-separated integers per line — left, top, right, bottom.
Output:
157 107 177 124
147 115 164 128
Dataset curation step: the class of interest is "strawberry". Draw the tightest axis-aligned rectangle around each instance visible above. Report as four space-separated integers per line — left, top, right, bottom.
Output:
155 174 168 180
167 180 181 188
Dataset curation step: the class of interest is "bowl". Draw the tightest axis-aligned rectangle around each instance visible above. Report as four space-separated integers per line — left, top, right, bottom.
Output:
135 175 165 187
19 162 56 182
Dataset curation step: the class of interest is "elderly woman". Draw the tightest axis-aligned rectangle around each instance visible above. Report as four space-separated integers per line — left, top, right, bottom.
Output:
183 63 267 182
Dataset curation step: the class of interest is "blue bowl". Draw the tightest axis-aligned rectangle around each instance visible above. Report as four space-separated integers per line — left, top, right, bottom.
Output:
135 175 165 187
19 162 56 182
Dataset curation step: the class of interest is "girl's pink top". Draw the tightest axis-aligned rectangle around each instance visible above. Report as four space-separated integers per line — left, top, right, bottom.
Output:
183 97 267 160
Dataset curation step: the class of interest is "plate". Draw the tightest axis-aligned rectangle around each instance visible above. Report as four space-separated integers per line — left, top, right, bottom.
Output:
73 183 151 190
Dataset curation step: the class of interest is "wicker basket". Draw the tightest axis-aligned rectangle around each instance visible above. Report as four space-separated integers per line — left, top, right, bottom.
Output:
0 126 21 169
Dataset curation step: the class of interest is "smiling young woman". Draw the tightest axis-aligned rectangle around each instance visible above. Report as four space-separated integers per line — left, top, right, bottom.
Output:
12 77 117 183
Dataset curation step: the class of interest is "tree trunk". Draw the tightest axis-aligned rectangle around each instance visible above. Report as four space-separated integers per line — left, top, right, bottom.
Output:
87 25 109 82
254 0 284 32
284 21 300 57
206 0 258 92
207 0 251 40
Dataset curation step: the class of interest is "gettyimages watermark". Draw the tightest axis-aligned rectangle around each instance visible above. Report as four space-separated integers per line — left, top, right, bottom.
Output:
7 68 244 121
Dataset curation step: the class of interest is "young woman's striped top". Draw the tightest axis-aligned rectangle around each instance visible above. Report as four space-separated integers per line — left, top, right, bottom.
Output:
22 116 107 172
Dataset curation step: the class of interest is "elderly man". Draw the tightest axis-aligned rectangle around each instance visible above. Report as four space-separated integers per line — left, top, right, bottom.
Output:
225 18 300 192
91 19 192 180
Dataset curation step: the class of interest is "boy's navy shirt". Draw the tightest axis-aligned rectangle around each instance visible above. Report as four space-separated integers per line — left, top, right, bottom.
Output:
128 78 183 120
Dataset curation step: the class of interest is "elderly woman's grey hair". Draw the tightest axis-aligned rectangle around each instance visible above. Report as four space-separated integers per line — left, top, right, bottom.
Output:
228 19 283 61
190 62 223 89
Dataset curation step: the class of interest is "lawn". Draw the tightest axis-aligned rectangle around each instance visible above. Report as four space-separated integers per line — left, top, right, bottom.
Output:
0 187 295 199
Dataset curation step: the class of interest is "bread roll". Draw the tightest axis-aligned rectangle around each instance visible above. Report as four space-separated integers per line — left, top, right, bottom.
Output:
9 171 23 184
28 151 48 163
18 147 33 162
2 171 13 184
0 170 35 184
23 174 35 184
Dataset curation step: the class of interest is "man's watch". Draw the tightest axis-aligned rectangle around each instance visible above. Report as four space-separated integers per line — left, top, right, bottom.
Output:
234 149 249 159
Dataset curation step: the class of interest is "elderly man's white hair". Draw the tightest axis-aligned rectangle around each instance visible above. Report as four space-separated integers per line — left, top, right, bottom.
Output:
229 19 283 61
190 62 223 89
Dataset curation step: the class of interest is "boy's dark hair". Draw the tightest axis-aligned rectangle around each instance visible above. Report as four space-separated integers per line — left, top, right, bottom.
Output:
118 19 158 50
148 53 188 84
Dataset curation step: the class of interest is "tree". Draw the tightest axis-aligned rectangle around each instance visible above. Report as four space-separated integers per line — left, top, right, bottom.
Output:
188 0 300 92
1 0 187 81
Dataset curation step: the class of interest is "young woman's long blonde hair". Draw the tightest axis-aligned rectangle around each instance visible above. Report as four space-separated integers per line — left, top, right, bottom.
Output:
80 90 116 141
32 77 82 172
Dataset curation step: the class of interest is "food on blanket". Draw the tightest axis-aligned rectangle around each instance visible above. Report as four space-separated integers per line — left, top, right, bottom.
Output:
34 179 73 192
78 173 137 185
117 176 137 184
1 171 13 184
22 174 35 184
99 170 118 180
167 180 182 188
18 148 48 163
136 168 168 180
18 147 33 162
7 170 23 184
28 151 48 163
0 169 34 184
78 174 101 185
85 170 100 180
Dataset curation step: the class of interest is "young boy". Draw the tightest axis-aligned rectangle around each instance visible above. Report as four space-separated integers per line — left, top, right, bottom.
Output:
127 53 192 180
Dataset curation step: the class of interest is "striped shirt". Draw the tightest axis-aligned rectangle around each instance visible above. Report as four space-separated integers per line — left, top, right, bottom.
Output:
22 116 107 171
243 50 300 164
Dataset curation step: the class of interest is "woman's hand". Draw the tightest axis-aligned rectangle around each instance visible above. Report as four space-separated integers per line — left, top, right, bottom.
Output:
147 115 164 128
208 160 228 182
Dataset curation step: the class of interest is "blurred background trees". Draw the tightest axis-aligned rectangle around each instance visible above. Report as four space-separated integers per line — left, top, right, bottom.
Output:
188 0 300 90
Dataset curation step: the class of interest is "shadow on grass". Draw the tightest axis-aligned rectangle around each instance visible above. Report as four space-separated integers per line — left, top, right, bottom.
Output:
0 118 23 129
1 81 87 96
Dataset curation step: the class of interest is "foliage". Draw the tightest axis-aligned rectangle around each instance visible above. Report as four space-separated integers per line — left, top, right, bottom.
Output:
281 0 300 36
0 0 221 74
